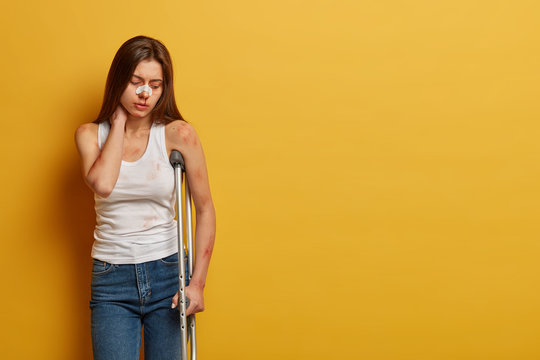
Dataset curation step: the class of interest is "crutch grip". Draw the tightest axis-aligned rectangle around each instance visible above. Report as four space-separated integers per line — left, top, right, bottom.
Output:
169 150 185 170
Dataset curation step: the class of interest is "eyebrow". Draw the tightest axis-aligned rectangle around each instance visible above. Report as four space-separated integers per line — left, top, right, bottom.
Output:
132 74 163 82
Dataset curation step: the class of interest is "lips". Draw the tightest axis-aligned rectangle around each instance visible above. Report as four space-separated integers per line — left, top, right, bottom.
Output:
135 103 149 110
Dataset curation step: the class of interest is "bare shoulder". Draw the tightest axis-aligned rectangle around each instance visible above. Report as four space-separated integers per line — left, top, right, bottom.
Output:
75 122 99 149
166 120 200 149
75 122 98 138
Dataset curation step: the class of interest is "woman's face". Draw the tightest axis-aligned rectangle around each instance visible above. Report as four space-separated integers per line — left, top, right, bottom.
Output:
120 59 164 120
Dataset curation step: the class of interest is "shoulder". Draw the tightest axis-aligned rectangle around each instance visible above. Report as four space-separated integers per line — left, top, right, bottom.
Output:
165 120 199 148
75 122 99 147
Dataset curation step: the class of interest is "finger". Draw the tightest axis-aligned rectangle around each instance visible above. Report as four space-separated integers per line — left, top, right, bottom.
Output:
186 304 194 316
171 291 179 309
186 298 196 316
187 301 205 316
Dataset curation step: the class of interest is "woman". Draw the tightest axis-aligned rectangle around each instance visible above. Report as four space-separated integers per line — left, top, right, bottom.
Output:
75 35 216 359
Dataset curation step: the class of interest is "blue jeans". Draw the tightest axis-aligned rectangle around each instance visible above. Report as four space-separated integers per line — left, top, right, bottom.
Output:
90 252 188 360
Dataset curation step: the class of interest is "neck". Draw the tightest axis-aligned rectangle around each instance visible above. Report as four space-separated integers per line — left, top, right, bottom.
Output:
125 115 153 134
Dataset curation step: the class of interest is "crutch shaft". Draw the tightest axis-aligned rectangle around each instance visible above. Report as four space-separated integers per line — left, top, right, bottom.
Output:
173 165 188 360
185 177 197 359
170 150 197 360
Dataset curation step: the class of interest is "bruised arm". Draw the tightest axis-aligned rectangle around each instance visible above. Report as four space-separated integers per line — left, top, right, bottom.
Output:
74 107 127 197
166 120 216 289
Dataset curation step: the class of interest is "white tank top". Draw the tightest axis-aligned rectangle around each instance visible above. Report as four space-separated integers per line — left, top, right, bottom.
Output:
92 121 178 264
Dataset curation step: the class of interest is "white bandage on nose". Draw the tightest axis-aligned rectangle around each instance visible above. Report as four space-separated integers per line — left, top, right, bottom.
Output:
136 84 153 96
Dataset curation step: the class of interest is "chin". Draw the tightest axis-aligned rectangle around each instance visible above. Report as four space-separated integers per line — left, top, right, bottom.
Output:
129 110 149 118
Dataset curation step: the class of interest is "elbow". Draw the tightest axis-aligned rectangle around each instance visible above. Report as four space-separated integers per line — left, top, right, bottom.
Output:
196 202 216 220
197 205 216 237
94 181 114 198
87 176 114 198
95 187 113 198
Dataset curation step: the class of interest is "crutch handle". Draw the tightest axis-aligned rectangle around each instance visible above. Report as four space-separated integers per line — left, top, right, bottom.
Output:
169 149 185 170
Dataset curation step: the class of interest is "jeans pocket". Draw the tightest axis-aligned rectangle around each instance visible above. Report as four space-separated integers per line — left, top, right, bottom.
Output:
92 259 115 276
159 253 179 265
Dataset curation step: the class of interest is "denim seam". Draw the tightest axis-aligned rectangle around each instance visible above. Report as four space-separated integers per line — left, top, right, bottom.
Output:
92 261 115 276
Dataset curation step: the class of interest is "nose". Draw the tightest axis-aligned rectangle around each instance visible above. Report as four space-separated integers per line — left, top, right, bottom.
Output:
136 84 153 98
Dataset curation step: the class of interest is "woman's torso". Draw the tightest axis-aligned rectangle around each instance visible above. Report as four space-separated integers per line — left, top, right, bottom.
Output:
92 121 178 264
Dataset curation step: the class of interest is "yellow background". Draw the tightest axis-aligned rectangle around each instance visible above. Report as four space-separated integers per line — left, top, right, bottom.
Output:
1 0 539 359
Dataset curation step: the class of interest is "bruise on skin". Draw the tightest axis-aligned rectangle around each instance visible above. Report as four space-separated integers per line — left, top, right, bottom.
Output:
202 243 214 259
123 147 142 159
174 126 186 137
173 124 194 146
78 123 92 132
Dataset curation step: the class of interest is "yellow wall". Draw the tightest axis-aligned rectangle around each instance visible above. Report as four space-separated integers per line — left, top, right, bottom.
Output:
1 1 539 359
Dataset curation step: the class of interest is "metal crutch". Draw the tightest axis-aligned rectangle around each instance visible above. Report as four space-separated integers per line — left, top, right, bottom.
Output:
170 150 197 360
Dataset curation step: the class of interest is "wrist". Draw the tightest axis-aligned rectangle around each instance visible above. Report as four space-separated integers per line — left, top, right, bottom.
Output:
110 121 126 133
110 119 126 127
189 278 205 289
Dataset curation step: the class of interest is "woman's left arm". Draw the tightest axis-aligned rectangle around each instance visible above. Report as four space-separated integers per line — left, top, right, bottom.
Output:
167 120 216 316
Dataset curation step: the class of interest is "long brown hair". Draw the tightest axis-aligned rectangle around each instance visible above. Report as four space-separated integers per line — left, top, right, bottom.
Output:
94 36 184 124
